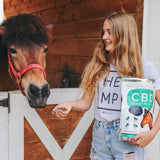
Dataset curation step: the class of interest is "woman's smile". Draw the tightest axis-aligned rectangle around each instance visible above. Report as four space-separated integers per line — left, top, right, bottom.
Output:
102 19 114 52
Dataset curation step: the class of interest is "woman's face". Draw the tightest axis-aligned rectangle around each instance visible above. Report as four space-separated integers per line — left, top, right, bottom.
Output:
102 19 114 52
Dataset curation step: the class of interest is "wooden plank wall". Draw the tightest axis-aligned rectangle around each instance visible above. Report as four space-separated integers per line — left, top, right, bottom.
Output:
4 0 144 89
3 0 144 160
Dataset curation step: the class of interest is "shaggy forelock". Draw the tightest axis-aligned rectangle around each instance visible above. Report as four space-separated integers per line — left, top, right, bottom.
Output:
2 14 49 47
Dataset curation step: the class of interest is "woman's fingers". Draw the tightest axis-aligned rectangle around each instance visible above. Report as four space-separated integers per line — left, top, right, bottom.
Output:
52 103 71 118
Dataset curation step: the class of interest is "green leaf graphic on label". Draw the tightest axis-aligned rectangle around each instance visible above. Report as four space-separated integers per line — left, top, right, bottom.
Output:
127 89 154 110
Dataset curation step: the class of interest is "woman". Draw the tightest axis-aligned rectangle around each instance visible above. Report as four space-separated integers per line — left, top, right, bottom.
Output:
52 12 160 160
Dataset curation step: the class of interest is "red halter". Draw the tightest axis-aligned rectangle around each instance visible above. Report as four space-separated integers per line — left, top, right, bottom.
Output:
8 51 46 95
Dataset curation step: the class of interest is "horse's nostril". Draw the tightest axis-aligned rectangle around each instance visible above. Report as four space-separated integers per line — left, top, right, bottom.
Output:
29 84 40 99
41 84 50 98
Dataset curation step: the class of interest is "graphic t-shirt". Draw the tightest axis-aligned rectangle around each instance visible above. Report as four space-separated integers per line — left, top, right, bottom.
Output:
94 57 160 122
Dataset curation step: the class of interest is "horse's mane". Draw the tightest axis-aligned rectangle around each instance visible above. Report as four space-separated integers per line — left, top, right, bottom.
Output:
0 14 49 61
2 14 49 46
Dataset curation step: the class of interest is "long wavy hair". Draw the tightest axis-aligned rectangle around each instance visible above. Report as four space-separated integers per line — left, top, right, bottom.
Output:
80 12 144 97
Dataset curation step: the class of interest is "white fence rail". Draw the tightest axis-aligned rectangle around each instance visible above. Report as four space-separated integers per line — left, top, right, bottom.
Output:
0 92 8 160
0 88 95 160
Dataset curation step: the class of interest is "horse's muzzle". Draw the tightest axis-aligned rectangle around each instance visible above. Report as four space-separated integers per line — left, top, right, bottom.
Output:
27 83 50 108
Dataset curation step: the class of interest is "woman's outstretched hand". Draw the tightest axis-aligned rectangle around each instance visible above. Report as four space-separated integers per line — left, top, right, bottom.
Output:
52 102 72 118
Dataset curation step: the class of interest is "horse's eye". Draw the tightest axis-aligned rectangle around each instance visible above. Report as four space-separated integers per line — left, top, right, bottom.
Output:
9 48 17 54
44 47 48 53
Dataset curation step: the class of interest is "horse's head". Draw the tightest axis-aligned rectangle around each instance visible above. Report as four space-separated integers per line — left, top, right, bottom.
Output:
0 14 51 108
141 109 153 129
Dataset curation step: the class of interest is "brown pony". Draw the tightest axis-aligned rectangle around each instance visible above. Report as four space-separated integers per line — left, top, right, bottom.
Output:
141 108 153 129
0 14 51 108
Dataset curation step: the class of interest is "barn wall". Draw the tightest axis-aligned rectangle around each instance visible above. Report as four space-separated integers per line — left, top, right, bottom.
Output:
4 0 144 89
3 0 144 160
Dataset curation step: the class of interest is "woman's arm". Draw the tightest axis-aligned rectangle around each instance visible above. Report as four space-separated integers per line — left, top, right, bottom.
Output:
150 90 160 134
52 92 93 117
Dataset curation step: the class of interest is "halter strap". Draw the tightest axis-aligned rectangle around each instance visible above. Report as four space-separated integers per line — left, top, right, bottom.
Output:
8 51 46 95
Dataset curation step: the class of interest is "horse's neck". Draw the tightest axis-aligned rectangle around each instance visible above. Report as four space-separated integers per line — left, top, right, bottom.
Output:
0 38 16 91
0 59 18 91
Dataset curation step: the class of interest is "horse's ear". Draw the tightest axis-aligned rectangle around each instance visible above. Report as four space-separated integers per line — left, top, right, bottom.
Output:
46 22 55 39
0 26 6 35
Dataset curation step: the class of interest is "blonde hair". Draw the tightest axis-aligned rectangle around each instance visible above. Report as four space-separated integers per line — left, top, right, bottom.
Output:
80 12 144 97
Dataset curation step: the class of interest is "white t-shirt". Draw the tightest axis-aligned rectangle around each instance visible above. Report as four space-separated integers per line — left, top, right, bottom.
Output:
94 57 160 122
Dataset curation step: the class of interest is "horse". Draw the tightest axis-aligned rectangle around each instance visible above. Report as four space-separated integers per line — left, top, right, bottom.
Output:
140 108 153 129
0 14 51 108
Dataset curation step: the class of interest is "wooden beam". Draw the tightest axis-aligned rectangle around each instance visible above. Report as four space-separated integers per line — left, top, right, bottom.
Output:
46 54 91 74
48 39 99 56
5 0 55 17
